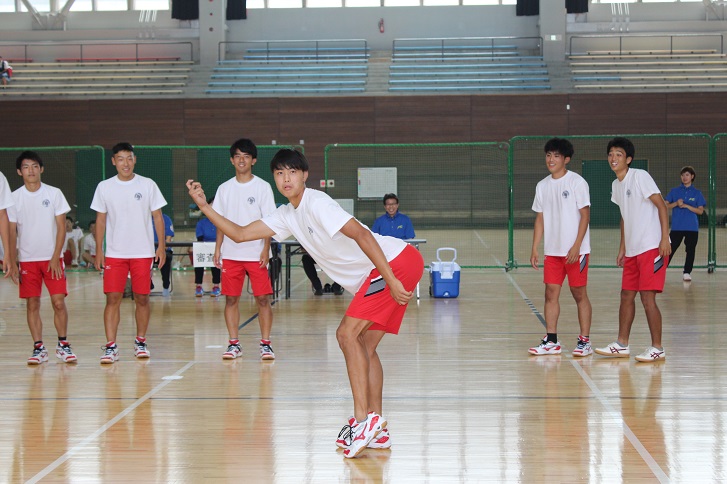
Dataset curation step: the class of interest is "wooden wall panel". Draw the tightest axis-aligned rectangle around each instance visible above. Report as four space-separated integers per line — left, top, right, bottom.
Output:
666 93 727 135
279 97 376 183
87 99 186 147
471 94 569 141
374 96 472 143
183 98 281 146
2 100 90 147
567 93 668 135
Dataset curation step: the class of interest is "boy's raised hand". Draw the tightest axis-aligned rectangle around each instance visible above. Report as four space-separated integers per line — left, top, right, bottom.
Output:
186 180 208 208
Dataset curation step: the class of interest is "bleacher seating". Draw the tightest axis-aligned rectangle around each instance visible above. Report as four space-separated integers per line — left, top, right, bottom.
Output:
206 46 369 95
0 61 192 97
571 55 727 90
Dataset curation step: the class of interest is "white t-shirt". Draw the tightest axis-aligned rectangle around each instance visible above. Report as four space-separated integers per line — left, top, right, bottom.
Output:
611 168 663 257
8 183 70 262
532 170 591 256
0 172 14 210
262 188 407 294
90 174 167 258
213 176 276 261
82 233 96 256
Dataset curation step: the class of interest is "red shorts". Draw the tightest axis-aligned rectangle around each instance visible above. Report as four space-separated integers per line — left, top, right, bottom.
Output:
622 248 667 293
221 259 272 297
19 260 68 298
103 257 154 294
345 244 424 335
63 250 73 266
543 254 589 287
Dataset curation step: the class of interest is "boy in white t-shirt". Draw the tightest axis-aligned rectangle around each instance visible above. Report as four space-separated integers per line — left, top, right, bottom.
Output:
595 137 671 362
91 142 167 364
212 138 277 361
187 149 424 459
7 151 77 364
529 138 593 358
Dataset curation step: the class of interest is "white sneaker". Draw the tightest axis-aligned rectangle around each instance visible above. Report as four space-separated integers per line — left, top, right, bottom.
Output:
635 346 666 362
595 341 630 357
528 338 562 355
134 339 150 358
368 428 391 449
222 343 242 359
572 338 593 357
343 413 386 459
28 345 49 365
683 273 692 282
100 344 119 364
56 342 78 363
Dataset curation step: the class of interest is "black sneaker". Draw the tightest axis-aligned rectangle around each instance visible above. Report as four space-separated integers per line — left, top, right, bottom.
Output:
323 283 332 293
332 283 344 296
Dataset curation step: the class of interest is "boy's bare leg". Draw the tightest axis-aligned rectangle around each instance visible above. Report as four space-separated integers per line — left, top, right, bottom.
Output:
543 284 561 334
26 297 43 342
336 315 375 423
256 294 272 341
104 292 123 342
639 290 662 348
570 285 592 336
363 330 386 416
224 296 240 339
617 289 637 346
50 293 68 338
134 293 150 338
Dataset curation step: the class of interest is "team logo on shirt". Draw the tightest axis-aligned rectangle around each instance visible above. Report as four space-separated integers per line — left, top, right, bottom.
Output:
308 226 314 236
135 193 142 200
626 189 632 197
247 197 255 205
562 190 570 199
42 199 50 207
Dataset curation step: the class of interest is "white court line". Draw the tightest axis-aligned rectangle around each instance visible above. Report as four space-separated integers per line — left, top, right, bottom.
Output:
26 361 196 484
472 230 491 249
570 361 670 484
503 273 670 484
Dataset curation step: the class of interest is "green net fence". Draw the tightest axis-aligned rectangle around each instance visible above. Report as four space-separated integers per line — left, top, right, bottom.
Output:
2 137 724 271
324 143 510 268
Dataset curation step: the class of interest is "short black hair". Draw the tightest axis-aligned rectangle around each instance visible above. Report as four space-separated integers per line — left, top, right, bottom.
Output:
229 138 257 159
16 150 43 170
112 142 134 155
270 148 308 172
88 220 96 229
383 193 399 205
66 215 74 222
544 138 574 159
680 165 696 180
607 137 635 160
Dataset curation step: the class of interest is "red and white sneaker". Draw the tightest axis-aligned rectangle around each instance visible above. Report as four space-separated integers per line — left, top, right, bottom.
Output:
336 417 356 448
56 341 78 363
222 343 242 360
528 338 562 355
367 428 391 449
134 339 150 359
100 344 119 364
28 345 49 365
343 413 386 459
635 346 666 362
572 337 593 357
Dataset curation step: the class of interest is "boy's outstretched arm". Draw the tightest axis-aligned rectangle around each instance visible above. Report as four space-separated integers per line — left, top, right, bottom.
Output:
530 212 543 270
649 193 671 258
186 180 274 243
339 219 413 305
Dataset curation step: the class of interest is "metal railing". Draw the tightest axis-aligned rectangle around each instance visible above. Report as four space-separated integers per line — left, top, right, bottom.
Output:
0 40 194 63
218 39 369 63
568 32 725 57
392 36 544 61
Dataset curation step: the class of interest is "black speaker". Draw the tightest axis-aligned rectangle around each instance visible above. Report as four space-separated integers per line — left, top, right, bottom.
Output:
227 0 246 20
516 0 538 16
171 0 198 20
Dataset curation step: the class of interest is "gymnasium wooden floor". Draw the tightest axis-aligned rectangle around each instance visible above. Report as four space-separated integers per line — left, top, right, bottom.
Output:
1 260 726 483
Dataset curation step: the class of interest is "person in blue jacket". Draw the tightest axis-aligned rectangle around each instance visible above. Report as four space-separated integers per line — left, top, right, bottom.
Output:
194 198 222 297
665 166 706 282
371 193 415 240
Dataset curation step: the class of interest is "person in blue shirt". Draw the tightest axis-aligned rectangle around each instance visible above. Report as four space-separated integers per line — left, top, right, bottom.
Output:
194 200 221 297
665 166 706 282
152 212 175 296
371 193 415 240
